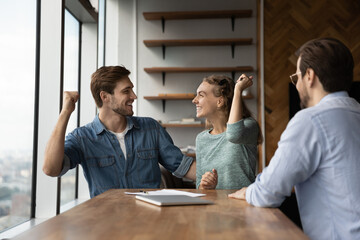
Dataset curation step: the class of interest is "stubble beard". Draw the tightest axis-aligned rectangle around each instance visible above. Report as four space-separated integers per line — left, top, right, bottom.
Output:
113 107 133 116
299 88 310 109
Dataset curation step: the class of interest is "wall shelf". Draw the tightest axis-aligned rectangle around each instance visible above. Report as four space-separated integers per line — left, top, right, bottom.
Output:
144 96 195 100
143 38 253 59
144 66 254 85
144 95 195 112
161 123 205 128
143 10 252 32
144 94 252 112
141 7 256 152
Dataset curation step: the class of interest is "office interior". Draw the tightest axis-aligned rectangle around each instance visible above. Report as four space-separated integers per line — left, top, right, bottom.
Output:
0 0 359 238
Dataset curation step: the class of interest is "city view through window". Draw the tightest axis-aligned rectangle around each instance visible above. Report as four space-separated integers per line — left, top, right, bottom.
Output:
0 0 37 232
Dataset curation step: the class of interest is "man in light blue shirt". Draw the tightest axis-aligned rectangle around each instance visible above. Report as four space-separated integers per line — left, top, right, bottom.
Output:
229 38 360 240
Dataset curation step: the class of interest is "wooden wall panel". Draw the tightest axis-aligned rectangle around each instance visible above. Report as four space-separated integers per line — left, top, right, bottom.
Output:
263 0 360 166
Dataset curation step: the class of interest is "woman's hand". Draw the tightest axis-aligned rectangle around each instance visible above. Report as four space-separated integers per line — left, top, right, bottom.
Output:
235 74 253 93
199 169 218 189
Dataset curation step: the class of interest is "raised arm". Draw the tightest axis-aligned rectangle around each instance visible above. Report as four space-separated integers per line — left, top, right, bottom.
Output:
43 91 79 177
228 74 253 124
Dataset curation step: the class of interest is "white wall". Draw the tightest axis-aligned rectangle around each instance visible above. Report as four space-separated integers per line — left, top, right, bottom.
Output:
110 0 258 148
36 0 63 218
135 0 258 148
36 1 98 217
78 23 98 200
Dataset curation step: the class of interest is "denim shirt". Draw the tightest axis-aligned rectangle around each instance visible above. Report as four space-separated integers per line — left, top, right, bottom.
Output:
61 115 193 198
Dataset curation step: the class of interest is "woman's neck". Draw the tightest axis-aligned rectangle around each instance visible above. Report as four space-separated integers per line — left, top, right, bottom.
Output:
208 113 227 135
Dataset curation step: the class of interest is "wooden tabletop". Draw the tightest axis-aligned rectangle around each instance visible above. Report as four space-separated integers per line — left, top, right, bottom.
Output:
13 189 308 240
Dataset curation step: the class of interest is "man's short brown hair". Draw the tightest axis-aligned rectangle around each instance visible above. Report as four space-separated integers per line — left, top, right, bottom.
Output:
90 66 131 107
299 38 354 93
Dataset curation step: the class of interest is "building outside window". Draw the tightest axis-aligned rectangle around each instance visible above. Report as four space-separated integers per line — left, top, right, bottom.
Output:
0 0 37 232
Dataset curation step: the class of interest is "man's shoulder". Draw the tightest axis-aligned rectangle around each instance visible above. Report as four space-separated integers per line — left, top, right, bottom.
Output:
129 116 160 129
305 96 360 119
71 123 96 136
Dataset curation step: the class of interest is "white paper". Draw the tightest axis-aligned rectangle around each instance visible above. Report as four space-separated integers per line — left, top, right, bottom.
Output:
125 189 205 197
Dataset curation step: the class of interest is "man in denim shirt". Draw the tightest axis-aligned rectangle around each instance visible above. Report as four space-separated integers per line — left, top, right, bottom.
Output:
43 66 195 198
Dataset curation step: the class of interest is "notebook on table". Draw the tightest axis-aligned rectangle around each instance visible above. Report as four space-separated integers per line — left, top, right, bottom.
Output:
135 194 213 206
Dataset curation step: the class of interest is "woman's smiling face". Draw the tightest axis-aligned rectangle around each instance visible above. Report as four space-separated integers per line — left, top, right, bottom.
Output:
192 81 221 119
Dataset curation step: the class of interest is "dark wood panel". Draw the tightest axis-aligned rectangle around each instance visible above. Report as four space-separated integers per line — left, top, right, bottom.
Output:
263 0 360 166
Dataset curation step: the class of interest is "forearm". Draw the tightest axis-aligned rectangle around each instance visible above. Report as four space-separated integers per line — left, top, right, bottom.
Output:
245 180 284 208
184 161 196 181
228 88 243 124
43 111 71 176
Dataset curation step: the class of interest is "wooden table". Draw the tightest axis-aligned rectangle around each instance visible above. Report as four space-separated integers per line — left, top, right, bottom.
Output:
13 189 308 240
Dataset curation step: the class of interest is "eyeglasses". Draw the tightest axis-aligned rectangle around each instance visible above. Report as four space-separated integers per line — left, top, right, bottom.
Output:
289 72 301 85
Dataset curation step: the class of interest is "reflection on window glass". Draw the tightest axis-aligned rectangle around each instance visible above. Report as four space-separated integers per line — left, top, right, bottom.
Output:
98 0 105 67
60 10 80 207
0 0 36 232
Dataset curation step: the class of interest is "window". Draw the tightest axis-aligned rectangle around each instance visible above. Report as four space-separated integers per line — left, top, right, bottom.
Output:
0 0 37 232
60 9 80 207
98 0 106 67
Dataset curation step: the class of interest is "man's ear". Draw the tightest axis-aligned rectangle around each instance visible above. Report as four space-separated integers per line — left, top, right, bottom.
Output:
100 91 110 103
306 68 316 88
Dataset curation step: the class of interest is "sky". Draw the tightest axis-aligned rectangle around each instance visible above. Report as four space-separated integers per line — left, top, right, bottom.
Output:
0 0 37 153
0 1 80 153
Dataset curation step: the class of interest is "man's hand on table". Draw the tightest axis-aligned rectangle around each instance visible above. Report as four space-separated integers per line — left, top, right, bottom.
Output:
228 187 247 200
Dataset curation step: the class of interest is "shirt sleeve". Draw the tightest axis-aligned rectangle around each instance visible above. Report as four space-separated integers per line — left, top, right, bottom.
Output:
156 122 194 178
226 117 259 145
58 154 71 177
195 134 202 188
246 111 322 207
62 130 83 173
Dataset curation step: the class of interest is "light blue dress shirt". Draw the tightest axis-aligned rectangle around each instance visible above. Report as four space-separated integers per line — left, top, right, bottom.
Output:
246 91 360 240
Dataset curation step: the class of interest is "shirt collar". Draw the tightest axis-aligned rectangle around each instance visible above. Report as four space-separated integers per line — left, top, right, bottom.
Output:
126 116 140 130
318 91 349 105
93 115 140 135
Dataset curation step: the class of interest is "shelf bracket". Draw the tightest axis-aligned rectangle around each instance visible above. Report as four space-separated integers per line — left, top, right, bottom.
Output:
231 71 235 80
161 17 165 33
162 99 166 112
162 45 166 59
162 72 166 85
231 43 235 58
231 16 235 31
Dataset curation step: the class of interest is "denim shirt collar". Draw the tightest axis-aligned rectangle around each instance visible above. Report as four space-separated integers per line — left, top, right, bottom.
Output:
93 115 140 135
